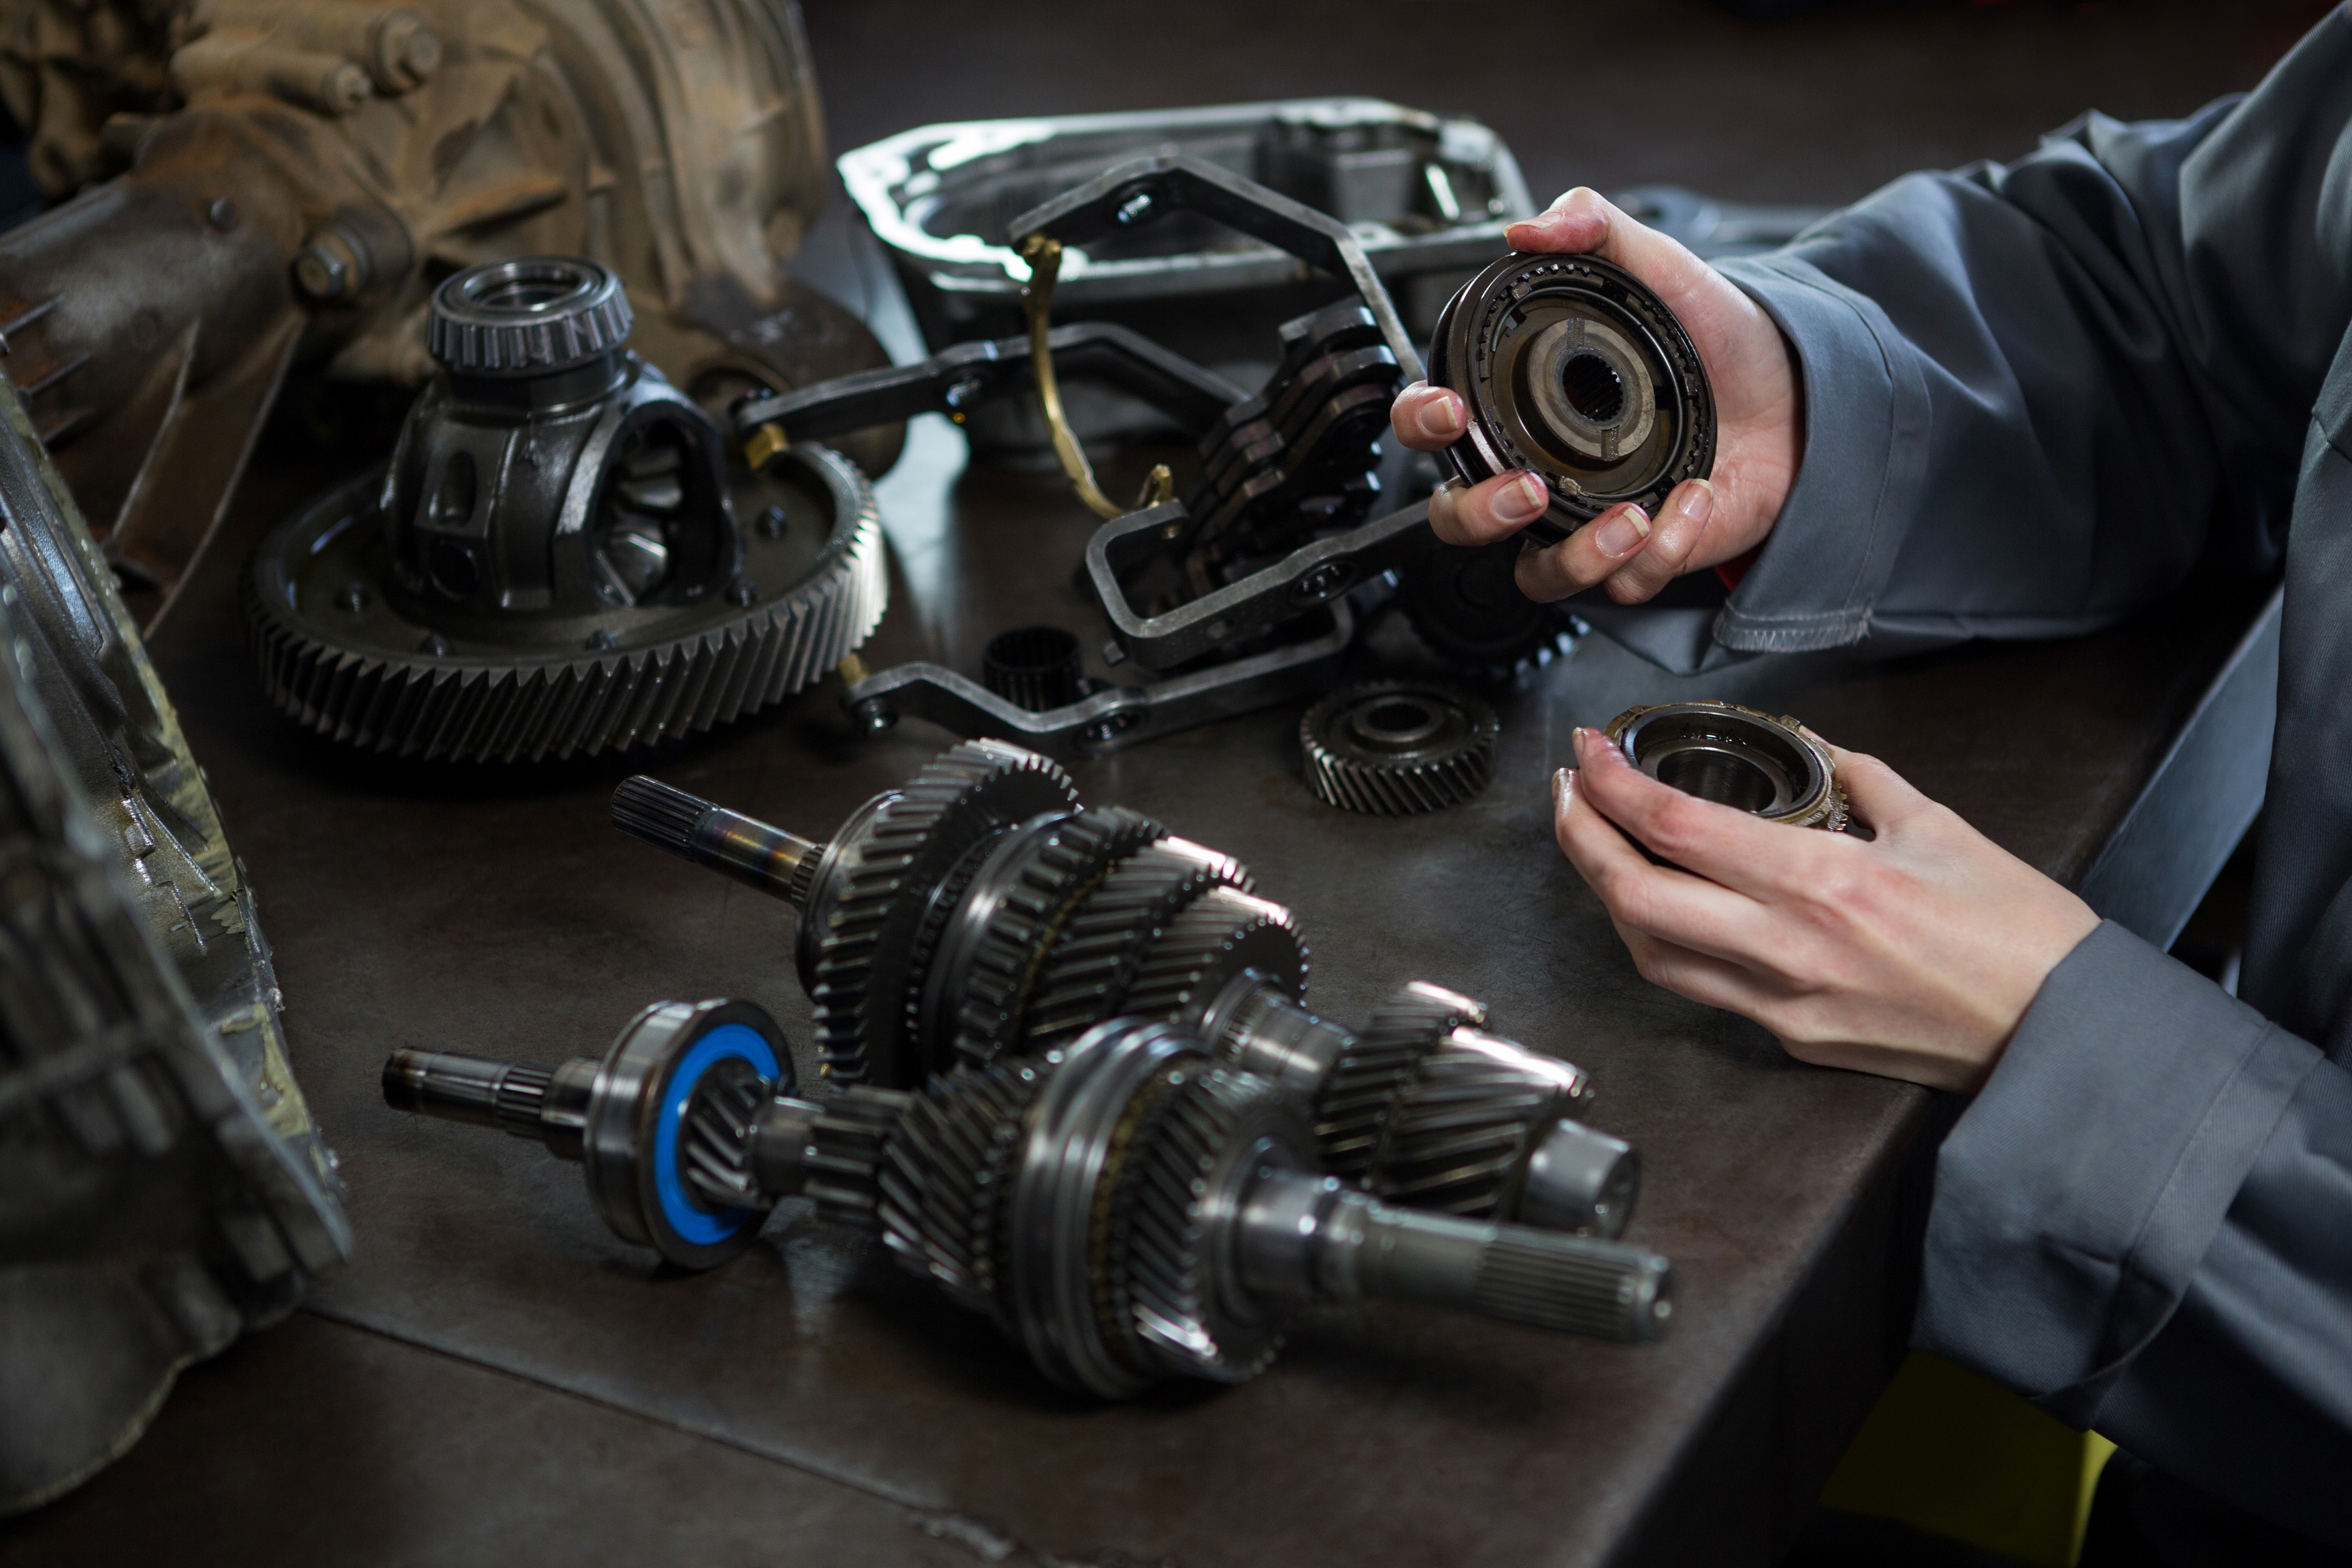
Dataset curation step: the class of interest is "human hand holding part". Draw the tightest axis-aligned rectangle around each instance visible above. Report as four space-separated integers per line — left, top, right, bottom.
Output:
1392 188 1803 606
1554 726 2100 1092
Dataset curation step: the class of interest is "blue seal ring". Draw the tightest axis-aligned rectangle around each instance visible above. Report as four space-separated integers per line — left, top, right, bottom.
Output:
650 1022 781 1247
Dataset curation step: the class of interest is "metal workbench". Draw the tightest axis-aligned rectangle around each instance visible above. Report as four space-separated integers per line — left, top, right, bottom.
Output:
0 3 2317 1563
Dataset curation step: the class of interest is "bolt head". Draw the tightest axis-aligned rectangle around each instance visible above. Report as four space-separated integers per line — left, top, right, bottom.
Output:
755 504 788 540
207 197 238 231
727 578 757 608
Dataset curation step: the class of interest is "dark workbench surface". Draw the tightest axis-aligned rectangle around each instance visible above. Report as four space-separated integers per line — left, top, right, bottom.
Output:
0 3 2323 1565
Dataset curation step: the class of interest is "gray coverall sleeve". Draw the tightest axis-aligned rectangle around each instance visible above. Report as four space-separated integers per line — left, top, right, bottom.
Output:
1684 16 2352 1546
1704 12 2352 658
1916 924 2352 1548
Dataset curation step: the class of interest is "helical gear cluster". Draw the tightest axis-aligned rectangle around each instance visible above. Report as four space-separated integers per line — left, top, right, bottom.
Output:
384 1007 1676 1398
610 738 1641 1239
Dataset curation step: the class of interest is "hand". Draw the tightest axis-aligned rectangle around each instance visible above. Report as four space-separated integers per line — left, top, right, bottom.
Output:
1393 188 1803 606
1554 726 2100 1092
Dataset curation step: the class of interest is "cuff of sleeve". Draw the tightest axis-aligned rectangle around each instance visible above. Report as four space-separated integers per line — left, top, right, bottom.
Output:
1709 254 1934 653
1914 920 2324 1426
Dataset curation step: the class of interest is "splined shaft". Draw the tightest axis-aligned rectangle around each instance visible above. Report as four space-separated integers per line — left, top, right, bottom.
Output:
380 999 794 1269
611 775 826 906
1240 1171 1670 1341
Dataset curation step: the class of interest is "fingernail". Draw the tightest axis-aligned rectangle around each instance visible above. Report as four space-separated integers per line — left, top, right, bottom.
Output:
1570 726 1595 759
1677 478 1716 524
1492 472 1548 525
1413 393 1465 442
1552 766 1571 805
1592 504 1651 557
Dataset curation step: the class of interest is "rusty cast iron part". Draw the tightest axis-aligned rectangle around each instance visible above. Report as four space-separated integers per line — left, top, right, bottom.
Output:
0 372 350 1514
385 1011 1673 1398
0 0 891 623
607 739 1642 1239
1604 701 1848 831
1298 679 1501 815
1429 251 1716 545
244 257 887 763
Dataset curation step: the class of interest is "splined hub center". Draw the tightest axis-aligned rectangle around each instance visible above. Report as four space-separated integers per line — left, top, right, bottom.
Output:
1430 252 1715 544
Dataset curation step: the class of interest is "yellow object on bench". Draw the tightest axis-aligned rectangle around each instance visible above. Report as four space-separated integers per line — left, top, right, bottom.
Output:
1820 1353 2116 1567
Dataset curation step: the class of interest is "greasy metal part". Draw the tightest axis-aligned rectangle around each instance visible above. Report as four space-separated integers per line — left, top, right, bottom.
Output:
0 0 892 622
609 741 1645 1245
839 99 1531 463
245 259 889 762
380 998 793 1267
0 375 350 1513
1604 701 1848 830
1431 251 1715 545
1299 681 1500 815
983 1019 1673 1396
381 1009 1671 1398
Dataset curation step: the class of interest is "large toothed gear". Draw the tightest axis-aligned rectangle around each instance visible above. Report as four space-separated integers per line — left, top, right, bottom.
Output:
1311 981 1488 1181
1119 887 1310 1026
246 444 889 762
938 806 1168 1073
1022 838 1256 1049
1299 681 1501 816
877 1057 1049 1319
1110 1061 1303 1384
811 740 1078 1085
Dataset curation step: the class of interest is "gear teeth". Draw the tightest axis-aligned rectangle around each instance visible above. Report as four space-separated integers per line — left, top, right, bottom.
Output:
1298 681 1499 816
1109 1065 1286 1384
245 448 889 764
1311 981 1486 1181
949 806 1166 1071
802 1086 912 1224
1120 888 1308 1028
811 741 1077 1085
1023 838 1254 1049
1367 1043 1580 1218
681 1058 769 1211
877 1058 1047 1320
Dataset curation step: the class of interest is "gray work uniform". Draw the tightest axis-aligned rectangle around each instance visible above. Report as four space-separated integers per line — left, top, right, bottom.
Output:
1644 12 2352 1550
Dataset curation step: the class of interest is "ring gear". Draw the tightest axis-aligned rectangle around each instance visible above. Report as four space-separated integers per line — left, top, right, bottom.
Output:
246 444 888 762
1300 681 1500 815
811 741 1077 1085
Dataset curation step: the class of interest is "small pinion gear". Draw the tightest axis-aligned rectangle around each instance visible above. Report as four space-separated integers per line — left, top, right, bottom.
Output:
1299 681 1500 815
1311 981 1487 1180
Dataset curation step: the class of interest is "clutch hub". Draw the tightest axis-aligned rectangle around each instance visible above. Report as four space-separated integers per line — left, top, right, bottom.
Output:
1603 701 1847 830
1429 252 1714 544
245 257 887 763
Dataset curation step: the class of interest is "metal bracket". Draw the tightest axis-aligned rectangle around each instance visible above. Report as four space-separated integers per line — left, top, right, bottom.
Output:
841 603 1357 755
1009 152 1426 385
1085 501 1433 671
